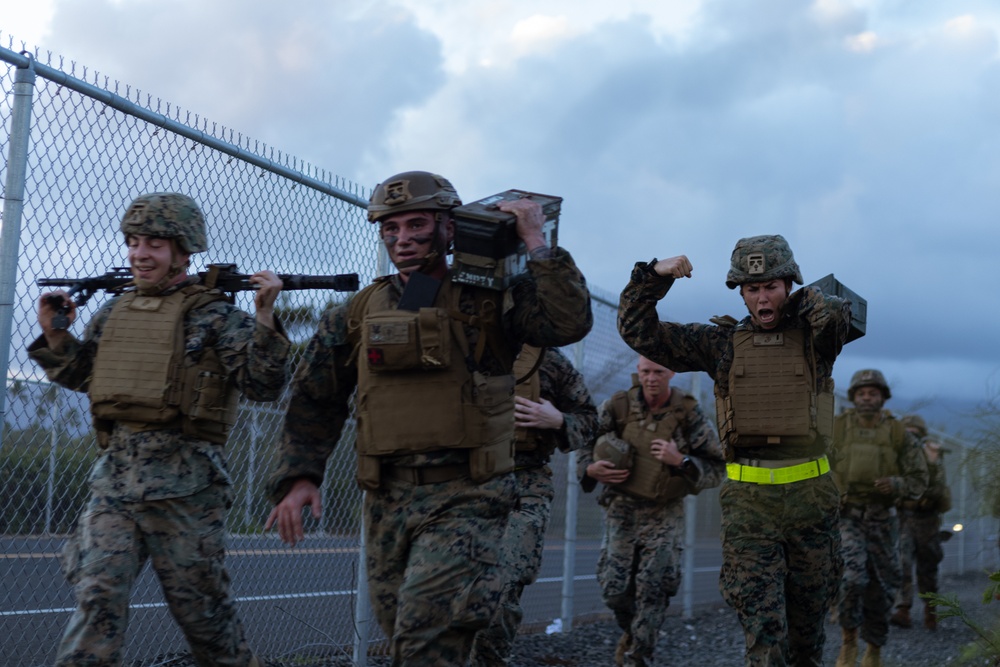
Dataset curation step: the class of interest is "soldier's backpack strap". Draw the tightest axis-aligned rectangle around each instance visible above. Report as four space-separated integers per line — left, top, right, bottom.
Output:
608 389 631 439
447 282 513 370
515 345 546 385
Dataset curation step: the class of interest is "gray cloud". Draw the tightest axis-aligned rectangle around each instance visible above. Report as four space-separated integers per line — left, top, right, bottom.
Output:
19 0 1000 404
47 0 444 174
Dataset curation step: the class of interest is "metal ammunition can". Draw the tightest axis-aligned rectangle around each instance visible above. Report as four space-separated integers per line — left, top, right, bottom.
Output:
451 189 561 290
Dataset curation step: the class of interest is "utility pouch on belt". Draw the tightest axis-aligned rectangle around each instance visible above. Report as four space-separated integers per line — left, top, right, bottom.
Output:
363 307 451 372
356 454 381 492
466 371 516 480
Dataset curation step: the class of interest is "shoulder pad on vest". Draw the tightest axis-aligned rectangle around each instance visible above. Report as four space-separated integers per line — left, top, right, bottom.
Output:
710 315 738 327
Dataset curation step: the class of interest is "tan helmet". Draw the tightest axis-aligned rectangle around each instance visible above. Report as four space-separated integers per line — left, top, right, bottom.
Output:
593 434 634 470
367 171 462 223
848 368 891 401
120 193 208 254
725 234 803 289
901 414 928 438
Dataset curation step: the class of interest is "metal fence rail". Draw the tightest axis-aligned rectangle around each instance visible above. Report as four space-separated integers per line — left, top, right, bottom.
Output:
1 34 994 667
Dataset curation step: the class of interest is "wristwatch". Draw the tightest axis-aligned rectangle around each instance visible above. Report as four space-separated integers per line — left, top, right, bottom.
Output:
680 456 693 471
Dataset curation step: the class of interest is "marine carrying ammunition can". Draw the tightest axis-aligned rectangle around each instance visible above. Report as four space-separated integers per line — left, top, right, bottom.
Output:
807 273 867 342
451 189 561 290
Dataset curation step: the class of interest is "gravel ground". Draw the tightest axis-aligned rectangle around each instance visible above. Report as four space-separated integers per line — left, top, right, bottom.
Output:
500 572 998 667
153 573 998 667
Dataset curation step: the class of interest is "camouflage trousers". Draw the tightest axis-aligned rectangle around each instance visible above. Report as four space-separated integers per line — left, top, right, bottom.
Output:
895 512 944 610
56 484 257 667
837 504 901 647
470 466 555 667
719 473 841 667
365 471 516 667
597 493 684 667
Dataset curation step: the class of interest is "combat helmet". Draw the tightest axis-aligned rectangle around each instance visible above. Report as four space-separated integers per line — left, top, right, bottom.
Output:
725 234 803 289
120 193 208 254
367 171 462 223
901 414 928 438
848 369 892 401
593 434 634 470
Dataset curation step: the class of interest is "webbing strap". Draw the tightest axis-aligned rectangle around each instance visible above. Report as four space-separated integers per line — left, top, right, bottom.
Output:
726 456 830 485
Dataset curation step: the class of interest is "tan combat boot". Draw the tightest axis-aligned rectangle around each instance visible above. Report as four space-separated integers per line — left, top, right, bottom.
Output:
614 632 631 667
889 606 912 628
835 627 858 667
860 643 882 667
924 601 938 631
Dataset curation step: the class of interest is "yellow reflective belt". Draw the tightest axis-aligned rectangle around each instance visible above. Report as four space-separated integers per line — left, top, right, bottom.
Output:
726 456 830 485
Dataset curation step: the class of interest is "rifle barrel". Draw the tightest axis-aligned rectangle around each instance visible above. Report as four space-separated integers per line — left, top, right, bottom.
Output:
279 274 359 292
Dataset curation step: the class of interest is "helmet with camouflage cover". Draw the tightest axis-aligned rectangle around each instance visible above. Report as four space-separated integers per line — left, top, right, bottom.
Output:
725 234 803 289
367 171 462 223
120 193 208 254
901 414 928 438
848 368 892 402
593 434 634 470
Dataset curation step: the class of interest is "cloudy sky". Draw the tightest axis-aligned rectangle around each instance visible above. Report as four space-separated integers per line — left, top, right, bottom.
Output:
4 0 1000 422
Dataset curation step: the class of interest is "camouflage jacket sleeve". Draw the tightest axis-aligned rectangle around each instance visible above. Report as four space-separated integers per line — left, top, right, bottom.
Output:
198 300 291 402
680 402 727 493
266 300 357 503
506 247 593 349
919 458 951 512
893 429 930 501
617 261 729 376
541 347 598 454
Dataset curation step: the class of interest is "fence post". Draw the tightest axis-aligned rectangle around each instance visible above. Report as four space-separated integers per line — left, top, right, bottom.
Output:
0 53 36 448
45 389 61 534
681 373 703 619
353 494 370 666
560 341 585 632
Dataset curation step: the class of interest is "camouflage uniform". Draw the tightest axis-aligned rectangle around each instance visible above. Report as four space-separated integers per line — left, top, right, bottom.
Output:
577 382 725 667
832 407 928 650
470 347 598 667
894 442 950 625
618 257 851 667
28 279 289 667
266 248 592 666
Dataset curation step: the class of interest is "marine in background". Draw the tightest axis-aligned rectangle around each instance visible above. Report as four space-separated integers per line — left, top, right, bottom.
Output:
577 356 725 667
890 414 952 631
831 370 929 667
470 345 598 666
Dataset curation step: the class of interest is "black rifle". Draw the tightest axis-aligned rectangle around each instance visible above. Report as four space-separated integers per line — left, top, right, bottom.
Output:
38 263 359 330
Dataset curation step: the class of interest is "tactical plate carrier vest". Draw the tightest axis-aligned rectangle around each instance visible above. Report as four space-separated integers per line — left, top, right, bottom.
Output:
600 380 697 503
89 285 237 445
349 276 516 489
513 345 543 452
834 413 905 504
715 327 834 449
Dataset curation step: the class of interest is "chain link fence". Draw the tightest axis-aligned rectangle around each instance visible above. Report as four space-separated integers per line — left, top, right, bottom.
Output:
1 34 995 666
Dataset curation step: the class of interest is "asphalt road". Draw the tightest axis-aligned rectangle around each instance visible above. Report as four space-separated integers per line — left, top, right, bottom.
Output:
0 535 726 666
